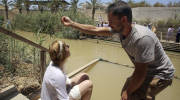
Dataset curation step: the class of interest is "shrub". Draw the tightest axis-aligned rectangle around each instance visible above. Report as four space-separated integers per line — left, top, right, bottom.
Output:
12 12 59 35
12 10 95 39
0 34 9 65
56 10 95 39
0 16 4 26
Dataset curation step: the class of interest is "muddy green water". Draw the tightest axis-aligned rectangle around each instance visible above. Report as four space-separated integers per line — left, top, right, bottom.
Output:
48 39 180 100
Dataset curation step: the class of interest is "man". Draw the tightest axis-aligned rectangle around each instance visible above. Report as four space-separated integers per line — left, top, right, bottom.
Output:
176 25 180 43
61 1 174 100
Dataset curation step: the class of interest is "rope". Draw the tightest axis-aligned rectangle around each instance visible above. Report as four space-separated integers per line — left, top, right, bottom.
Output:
86 39 180 57
100 58 180 81
99 58 134 68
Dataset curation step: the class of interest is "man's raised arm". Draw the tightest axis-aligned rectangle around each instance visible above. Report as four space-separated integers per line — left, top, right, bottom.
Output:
61 16 112 37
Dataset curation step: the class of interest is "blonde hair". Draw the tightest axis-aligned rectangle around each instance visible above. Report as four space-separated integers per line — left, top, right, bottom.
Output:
49 40 68 66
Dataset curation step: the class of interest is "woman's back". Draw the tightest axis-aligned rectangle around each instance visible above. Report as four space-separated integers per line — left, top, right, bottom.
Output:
41 62 69 100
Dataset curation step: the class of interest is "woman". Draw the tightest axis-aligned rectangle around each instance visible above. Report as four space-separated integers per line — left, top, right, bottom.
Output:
41 40 93 100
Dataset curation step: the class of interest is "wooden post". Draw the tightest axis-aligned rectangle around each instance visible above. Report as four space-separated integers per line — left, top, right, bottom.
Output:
40 51 46 83
160 32 163 41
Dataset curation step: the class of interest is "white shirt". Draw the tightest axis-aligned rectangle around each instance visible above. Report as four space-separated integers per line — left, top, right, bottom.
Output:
167 27 174 34
41 62 69 100
103 24 109 27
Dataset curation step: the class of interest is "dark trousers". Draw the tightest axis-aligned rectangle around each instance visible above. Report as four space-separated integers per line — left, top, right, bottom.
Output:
176 33 180 43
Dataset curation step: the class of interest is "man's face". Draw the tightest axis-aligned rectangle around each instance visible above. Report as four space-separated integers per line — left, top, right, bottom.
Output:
108 12 124 33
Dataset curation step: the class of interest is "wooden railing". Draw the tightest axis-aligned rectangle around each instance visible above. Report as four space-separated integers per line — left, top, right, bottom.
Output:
0 26 48 83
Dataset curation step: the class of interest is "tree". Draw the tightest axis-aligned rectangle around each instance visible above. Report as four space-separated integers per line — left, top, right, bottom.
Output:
86 0 101 20
173 1 180 7
79 2 86 9
1 0 15 20
167 1 173 7
50 0 62 13
84 2 91 9
24 0 30 14
136 1 151 7
127 0 136 8
153 2 165 7
38 2 45 13
70 0 79 13
113 0 119 2
15 0 23 14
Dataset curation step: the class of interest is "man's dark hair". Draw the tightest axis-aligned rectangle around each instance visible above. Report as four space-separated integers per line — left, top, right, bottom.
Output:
107 0 132 23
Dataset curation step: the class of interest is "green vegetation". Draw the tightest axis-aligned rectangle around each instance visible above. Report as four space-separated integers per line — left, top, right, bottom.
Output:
12 12 58 35
128 0 151 7
86 0 101 20
153 2 165 7
0 32 42 81
0 0 95 86
0 9 94 81
0 34 9 77
0 16 4 26
12 10 95 39
70 0 79 13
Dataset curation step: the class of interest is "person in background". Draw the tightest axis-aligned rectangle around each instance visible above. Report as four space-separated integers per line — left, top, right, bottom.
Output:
166 26 174 41
176 25 180 43
103 22 109 27
101 22 104 27
147 23 152 30
151 24 157 33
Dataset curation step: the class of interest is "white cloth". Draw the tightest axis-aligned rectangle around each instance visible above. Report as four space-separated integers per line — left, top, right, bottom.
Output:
69 85 81 100
66 76 81 100
103 24 109 27
41 61 81 100
167 28 174 35
41 61 69 100
66 77 71 85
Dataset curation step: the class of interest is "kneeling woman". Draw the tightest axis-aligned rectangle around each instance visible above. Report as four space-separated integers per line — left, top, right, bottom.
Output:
41 40 93 100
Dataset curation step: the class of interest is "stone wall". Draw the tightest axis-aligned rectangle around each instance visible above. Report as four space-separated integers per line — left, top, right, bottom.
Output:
92 7 180 22
132 7 180 22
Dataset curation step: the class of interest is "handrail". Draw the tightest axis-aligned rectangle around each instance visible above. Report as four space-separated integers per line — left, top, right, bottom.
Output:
0 26 48 83
0 27 48 52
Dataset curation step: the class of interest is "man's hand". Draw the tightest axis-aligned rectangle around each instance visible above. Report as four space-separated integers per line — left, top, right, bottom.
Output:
61 16 73 26
121 90 128 100
61 16 112 36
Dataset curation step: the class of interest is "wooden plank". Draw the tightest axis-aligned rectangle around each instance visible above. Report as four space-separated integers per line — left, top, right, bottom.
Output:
160 40 180 45
67 58 100 78
0 27 48 52
40 51 46 84
0 85 17 99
